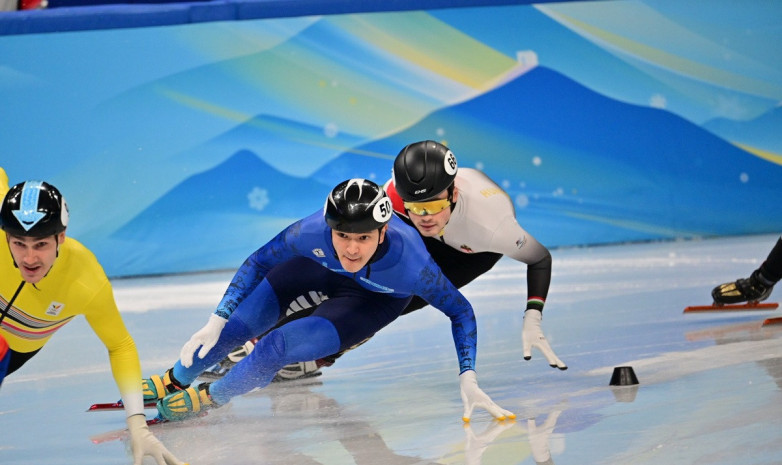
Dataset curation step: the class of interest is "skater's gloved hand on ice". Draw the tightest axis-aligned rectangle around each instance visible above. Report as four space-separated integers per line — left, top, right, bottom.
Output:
180 314 228 368
522 309 567 370
127 414 188 465
463 420 517 465
459 370 515 422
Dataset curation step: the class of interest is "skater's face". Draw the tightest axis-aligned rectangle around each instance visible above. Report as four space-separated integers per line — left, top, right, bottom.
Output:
405 187 458 238
6 231 65 284
331 226 387 273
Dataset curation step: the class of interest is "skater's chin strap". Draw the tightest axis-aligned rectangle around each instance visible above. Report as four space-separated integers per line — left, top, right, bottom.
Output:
0 281 25 327
364 237 390 279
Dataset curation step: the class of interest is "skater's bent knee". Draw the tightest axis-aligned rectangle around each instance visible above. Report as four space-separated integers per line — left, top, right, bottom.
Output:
258 329 287 361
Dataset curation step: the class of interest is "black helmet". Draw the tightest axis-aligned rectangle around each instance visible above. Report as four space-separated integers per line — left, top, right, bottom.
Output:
1 180 69 238
324 179 393 233
392 140 458 201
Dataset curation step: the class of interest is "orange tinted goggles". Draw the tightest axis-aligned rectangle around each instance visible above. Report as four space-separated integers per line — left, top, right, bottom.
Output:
403 199 451 216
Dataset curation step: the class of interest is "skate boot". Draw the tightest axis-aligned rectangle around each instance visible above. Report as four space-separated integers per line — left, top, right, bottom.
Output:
712 269 775 305
142 367 188 402
157 383 218 421
271 338 371 382
200 339 257 381
272 361 322 383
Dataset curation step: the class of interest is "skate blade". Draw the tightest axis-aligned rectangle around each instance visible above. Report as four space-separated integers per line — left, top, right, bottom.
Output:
684 302 779 313
271 370 323 384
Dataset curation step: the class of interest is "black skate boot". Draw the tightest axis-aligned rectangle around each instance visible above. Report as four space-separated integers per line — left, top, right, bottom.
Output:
712 269 775 305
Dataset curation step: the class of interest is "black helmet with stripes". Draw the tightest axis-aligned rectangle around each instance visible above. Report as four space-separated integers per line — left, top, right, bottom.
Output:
324 179 393 233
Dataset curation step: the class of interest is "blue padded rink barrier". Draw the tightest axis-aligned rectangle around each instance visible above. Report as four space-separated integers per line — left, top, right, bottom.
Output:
0 0 572 35
1 233 781 464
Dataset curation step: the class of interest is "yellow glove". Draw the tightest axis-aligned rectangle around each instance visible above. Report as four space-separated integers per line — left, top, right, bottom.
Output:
126 414 188 465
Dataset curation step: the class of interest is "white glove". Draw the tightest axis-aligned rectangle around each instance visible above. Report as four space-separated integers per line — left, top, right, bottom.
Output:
522 309 567 370
459 370 515 422
180 314 228 368
127 414 188 465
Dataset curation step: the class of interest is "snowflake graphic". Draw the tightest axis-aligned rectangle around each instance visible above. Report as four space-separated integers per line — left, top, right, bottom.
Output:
247 187 270 211
649 93 667 109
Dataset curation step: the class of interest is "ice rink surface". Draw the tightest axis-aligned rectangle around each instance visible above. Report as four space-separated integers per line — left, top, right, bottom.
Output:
2 233 781 465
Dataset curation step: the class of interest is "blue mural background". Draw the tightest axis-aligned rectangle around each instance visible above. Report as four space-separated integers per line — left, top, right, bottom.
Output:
1 1 781 277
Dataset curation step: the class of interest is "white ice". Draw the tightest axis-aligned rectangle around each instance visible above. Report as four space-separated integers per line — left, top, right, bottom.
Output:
1 233 781 464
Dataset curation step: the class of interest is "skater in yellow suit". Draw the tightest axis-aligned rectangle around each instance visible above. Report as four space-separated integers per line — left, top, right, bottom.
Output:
0 167 187 465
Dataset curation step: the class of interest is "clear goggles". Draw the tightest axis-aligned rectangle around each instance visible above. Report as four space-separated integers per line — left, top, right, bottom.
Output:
403 198 451 216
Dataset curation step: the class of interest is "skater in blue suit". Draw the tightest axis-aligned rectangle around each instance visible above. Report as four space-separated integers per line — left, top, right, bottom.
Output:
144 179 514 423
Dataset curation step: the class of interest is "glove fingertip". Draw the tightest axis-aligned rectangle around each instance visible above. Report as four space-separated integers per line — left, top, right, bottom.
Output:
462 405 473 423
552 359 568 370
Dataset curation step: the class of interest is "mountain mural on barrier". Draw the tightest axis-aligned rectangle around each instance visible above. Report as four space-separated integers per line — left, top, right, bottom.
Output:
703 106 782 159
102 150 332 276
98 66 782 276
314 66 782 245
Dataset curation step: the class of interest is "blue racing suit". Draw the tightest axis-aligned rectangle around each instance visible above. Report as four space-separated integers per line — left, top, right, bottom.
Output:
172 210 477 404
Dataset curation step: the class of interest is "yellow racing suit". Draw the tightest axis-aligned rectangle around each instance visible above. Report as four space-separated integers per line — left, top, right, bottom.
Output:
0 167 144 415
